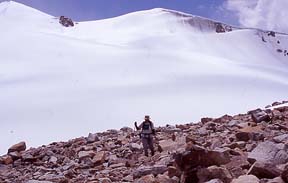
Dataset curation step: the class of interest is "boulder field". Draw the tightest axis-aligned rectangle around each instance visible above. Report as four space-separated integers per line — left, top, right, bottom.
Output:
1 102 288 183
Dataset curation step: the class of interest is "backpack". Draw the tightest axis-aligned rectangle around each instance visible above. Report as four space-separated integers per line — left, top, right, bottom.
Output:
142 122 151 130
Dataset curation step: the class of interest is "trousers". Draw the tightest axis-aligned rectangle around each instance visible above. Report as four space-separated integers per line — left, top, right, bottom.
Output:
141 134 154 155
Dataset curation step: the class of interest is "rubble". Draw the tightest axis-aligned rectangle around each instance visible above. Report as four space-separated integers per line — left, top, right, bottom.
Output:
0 102 287 182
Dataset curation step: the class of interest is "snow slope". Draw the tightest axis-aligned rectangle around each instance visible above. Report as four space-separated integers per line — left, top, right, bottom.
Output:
0 1 288 155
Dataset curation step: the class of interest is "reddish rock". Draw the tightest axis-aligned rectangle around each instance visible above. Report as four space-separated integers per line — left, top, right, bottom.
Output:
1 155 13 165
156 174 178 183
8 141 26 153
134 174 155 183
168 166 179 178
92 151 106 165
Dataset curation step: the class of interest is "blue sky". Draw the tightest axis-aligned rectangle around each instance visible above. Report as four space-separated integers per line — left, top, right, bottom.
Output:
0 0 238 25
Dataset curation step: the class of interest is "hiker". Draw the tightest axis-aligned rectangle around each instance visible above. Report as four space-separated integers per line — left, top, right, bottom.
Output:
134 115 155 156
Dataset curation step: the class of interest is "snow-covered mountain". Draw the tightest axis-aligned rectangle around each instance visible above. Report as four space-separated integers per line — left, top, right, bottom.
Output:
0 1 287 155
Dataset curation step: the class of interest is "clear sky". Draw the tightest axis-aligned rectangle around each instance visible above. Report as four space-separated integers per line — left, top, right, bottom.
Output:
0 0 238 25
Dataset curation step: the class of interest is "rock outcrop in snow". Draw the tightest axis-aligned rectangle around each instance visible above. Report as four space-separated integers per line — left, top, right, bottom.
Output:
159 8 234 33
1 102 288 182
59 16 74 27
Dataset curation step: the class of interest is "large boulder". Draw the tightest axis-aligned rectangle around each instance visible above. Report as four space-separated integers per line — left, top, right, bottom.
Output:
8 141 26 153
174 145 231 183
174 145 231 170
248 141 288 165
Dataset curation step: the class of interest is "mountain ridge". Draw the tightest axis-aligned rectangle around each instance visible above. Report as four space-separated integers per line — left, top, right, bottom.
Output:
1 1 288 35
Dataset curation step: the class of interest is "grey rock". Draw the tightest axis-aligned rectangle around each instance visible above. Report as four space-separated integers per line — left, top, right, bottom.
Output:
227 120 242 127
49 156 57 164
205 179 224 183
273 134 288 143
78 150 95 160
231 175 259 183
87 133 99 143
248 141 288 165
130 143 142 151
8 151 21 160
99 178 112 183
133 165 167 178
22 152 36 162
266 177 285 183
120 127 133 133
26 181 54 183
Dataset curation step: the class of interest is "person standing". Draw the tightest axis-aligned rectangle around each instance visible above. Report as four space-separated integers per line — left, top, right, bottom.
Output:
134 115 155 157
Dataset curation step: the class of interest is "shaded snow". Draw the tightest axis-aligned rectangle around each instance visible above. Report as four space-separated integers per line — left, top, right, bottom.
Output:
0 1 287 155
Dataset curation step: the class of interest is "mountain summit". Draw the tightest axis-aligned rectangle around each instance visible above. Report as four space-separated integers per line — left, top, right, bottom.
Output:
0 1 287 155
0 1 51 19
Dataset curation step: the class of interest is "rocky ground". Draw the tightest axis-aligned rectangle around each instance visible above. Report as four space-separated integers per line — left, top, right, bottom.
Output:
1 101 288 183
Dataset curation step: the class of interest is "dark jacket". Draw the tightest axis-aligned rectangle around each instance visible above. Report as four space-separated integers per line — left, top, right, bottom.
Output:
136 120 155 135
